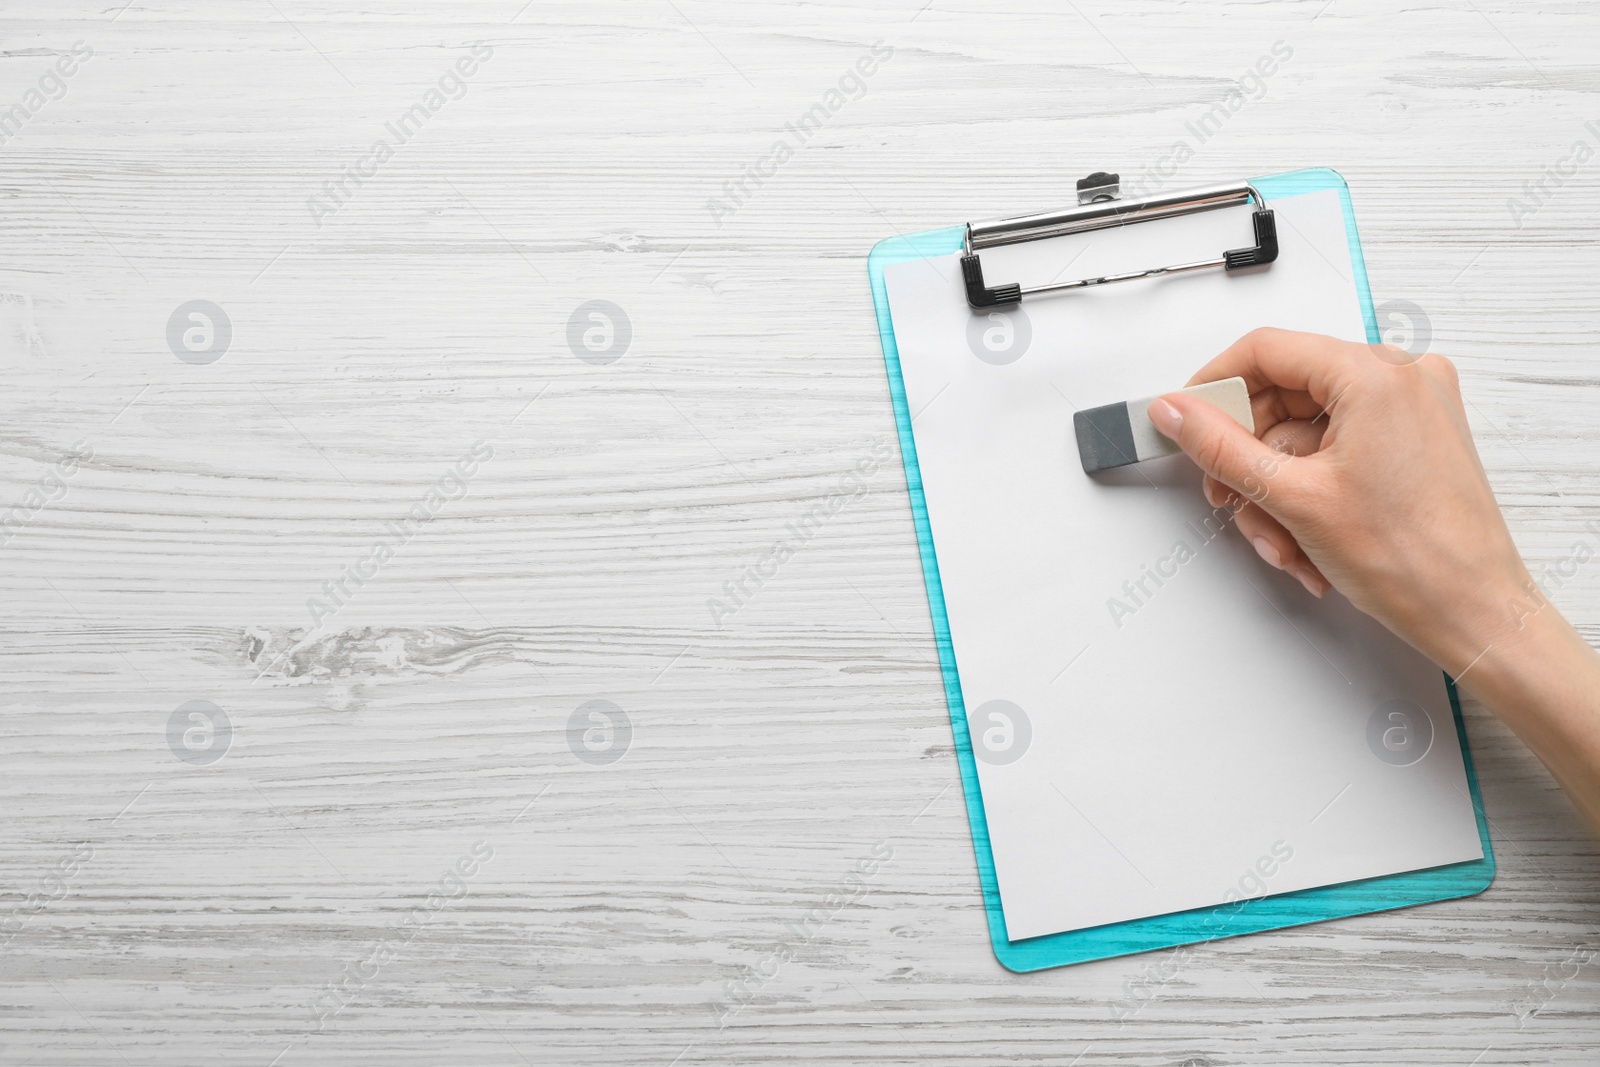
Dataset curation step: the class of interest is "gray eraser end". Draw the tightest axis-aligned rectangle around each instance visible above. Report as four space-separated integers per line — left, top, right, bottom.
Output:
1075 376 1253 475
1074 404 1139 473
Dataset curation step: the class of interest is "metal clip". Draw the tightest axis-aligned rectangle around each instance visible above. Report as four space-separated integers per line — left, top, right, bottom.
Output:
960 173 1278 309
1075 171 1120 204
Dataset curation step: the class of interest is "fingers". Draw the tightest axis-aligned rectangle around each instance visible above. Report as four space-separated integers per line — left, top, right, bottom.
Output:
1260 417 1328 458
1185 328 1363 406
1200 416 1324 507
1148 393 1304 513
1249 387 1325 431
1203 473 1233 509
1232 501 1330 597
1199 479 1331 597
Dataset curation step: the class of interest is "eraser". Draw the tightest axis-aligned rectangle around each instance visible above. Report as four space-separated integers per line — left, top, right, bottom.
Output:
1073 376 1254 474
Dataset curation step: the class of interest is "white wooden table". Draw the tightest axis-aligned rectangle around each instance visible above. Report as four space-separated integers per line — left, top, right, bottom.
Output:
2 1 1598 1063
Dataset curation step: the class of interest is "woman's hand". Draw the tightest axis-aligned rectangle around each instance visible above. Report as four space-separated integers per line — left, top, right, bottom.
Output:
1148 327 1600 834
1146 327 1530 676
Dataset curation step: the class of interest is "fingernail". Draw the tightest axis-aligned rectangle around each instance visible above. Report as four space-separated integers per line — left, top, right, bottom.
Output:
1203 478 1220 507
1291 565 1326 598
1250 536 1281 569
1149 398 1182 438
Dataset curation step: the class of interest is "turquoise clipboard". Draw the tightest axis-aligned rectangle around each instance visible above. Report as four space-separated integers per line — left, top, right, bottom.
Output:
866 167 1495 972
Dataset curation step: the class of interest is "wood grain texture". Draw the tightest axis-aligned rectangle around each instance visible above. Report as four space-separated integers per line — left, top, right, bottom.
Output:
1 0 1599 1063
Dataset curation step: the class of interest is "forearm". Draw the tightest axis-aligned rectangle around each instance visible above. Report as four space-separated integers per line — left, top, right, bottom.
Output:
1455 604 1600 833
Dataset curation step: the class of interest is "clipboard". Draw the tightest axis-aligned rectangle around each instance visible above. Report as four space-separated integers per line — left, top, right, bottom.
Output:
866 167 1495 972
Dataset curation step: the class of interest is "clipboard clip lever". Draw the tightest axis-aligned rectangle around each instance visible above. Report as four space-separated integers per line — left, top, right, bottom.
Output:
960 173 1278 309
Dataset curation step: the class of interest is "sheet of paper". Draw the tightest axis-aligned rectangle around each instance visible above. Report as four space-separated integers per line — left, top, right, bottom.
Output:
883 188 1484 941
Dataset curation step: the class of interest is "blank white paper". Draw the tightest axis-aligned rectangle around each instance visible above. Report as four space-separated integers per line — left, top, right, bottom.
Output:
883 188 1484 941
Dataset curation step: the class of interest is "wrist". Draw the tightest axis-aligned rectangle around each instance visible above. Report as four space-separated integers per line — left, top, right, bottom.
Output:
1454 603 1600 833
1455 597 1588 716
1414 561 1541 679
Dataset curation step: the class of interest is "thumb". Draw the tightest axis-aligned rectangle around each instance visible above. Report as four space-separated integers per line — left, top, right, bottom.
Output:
1148 393 1297 509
